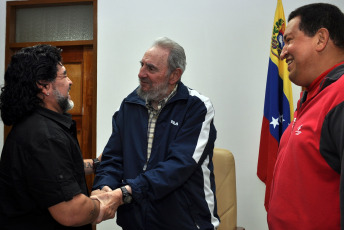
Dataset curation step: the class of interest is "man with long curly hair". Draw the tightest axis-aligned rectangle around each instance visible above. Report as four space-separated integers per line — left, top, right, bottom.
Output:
0 45 116 229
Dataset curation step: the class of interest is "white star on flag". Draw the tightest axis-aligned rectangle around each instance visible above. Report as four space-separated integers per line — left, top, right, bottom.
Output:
270 117 280 129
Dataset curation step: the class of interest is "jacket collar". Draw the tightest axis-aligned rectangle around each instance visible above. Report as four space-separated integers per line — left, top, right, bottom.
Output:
319 62 344 91
298 62 344 111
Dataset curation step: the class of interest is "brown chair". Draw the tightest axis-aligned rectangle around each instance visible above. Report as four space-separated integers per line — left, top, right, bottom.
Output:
213 148 245 230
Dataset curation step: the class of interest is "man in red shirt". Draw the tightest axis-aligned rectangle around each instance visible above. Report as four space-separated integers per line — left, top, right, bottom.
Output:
267 3 344 230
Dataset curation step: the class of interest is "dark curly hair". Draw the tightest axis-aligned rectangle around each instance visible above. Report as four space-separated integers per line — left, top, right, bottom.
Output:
289 3 344 49
0 44 62 125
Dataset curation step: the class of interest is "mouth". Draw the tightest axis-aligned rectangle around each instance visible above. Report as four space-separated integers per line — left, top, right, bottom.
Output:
286 58 294 71
140 80 150 86
140 79 149 83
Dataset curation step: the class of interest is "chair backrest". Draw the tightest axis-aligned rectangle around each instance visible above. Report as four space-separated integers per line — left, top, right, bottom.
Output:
213 148 237 230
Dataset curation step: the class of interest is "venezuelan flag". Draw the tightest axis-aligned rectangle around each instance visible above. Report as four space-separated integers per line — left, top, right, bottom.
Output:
257 0 294 211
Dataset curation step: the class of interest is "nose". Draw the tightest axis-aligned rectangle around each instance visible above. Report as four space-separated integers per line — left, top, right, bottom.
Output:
138 66 146 79
67 77 73 85
280 45 288 60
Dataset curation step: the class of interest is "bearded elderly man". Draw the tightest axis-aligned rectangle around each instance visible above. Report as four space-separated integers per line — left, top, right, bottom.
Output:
267 3 344 230
91 37 219 230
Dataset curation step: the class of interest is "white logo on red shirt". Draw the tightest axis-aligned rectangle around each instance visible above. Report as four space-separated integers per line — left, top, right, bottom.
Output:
295 125 303 135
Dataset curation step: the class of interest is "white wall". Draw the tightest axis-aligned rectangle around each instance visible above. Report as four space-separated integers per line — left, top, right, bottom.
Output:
0 0 344 230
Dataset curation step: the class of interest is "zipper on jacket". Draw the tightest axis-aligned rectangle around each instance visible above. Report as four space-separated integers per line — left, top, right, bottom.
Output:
143 160 148 171
291 117 297 130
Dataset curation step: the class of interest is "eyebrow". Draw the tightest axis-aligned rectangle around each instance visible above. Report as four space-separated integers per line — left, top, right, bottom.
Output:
283 30 292 41
140 61 158 71
57 70 67 78
283 34 288 42
147 63 157 70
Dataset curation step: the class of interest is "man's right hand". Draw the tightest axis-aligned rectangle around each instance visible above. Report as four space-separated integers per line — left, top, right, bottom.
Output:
91 185 112 196
91 186 122 224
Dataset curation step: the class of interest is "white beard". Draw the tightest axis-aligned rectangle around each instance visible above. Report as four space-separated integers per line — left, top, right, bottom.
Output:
137 76 170 102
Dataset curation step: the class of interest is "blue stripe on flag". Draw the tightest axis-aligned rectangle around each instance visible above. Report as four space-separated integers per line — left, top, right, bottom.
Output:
264 59 291 142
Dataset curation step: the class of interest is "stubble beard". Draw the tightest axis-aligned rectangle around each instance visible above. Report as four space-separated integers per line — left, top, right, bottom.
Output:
53 88 74 113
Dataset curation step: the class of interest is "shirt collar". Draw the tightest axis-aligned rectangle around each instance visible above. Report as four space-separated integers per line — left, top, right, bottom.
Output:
36 107 74 129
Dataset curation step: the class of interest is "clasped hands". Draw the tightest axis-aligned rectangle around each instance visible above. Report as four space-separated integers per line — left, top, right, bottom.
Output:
90 186 123 224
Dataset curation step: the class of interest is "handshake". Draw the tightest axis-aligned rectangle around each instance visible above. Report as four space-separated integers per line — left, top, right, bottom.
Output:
90 185 128 224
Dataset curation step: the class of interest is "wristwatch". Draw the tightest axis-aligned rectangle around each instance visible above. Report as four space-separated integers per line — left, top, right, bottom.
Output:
120 186 133 204
92 158 100 173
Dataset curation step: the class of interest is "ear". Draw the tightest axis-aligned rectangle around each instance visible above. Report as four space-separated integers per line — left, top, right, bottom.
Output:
169 68 182 85
315 28 330 52
37 81 51 96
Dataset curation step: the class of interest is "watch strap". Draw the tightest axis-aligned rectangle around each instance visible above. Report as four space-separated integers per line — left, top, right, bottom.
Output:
120 186 132 204
92 158 100 173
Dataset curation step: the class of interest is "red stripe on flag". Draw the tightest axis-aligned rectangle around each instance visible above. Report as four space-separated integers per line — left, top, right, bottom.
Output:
257 116 279 211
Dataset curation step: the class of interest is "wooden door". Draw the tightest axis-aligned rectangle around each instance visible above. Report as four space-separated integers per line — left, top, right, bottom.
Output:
60 45 96 194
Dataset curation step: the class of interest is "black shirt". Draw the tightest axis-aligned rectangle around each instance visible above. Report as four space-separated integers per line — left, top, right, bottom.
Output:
0 107 91 230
